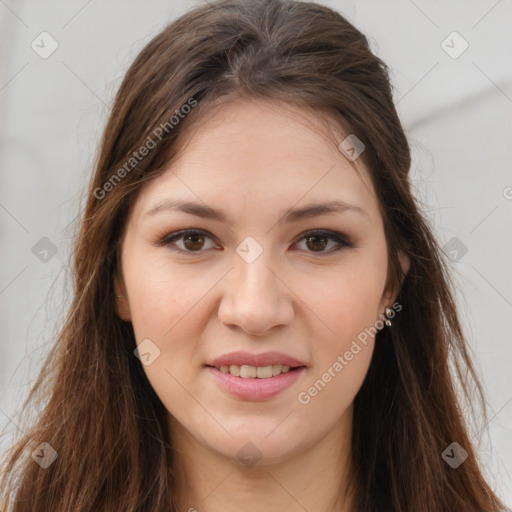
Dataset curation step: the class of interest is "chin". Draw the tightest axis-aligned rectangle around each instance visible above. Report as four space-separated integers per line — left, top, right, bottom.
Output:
207 428 305 467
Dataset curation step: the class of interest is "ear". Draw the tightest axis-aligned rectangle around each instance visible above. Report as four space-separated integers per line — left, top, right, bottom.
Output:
380 249 410 311
397 249 410 280
114 273 132 322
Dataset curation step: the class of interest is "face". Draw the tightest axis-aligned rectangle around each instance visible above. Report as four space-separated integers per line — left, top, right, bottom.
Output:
115 98 409 467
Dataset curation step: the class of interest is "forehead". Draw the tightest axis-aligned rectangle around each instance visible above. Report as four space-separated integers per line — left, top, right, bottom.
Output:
130 98 378 223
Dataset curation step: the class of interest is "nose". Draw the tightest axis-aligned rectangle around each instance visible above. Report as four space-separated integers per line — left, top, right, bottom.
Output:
217 250 295 336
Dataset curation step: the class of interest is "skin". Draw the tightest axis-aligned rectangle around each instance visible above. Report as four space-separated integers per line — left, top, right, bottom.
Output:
115 98 409 512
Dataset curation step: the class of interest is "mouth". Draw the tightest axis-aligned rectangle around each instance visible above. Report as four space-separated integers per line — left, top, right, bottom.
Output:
205 364 307 401
205 351 308 400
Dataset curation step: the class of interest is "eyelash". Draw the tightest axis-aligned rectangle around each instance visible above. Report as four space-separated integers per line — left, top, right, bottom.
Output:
155 229 352 256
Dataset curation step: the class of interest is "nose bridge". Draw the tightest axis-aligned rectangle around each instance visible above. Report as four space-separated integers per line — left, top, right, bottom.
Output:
218 241 294 334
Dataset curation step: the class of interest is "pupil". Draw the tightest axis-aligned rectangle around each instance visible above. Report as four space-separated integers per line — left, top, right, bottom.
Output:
184 234 204 250
306 235 327 252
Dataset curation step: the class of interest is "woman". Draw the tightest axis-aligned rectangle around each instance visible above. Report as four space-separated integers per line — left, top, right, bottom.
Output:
0 0 506 510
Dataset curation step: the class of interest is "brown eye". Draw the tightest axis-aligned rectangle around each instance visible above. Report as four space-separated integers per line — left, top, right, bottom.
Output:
295 230 350 254
158 229 350 256
158 230 217 253
182 233 206 251
305 234 329 252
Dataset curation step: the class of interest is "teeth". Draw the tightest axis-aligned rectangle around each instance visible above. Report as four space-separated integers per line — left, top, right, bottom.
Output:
256 365 272 378
240 365 256 378
218 364 293 378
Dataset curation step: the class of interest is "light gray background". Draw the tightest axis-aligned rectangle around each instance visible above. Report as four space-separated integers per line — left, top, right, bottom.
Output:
1 0 511 505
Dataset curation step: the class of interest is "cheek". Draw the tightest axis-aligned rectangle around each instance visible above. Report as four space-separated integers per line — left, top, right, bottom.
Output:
294 256 385 411
302 258 386 346
123 259 210 416
120 258 206 416
295 302 378 422
124 250 205 341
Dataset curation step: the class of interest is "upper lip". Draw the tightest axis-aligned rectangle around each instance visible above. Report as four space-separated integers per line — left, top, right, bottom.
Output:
207 350 307 368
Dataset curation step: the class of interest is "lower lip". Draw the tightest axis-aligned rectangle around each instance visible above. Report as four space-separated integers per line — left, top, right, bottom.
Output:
207 366 306 401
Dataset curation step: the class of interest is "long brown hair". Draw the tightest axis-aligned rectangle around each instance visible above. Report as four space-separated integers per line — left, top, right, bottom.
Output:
0 0 506 510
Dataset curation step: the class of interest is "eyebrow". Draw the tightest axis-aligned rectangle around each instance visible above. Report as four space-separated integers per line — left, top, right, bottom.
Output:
145 198 368 223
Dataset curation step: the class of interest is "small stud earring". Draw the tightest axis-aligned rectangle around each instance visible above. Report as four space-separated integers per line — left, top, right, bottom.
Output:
384 307 393 327
117 295 124 299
